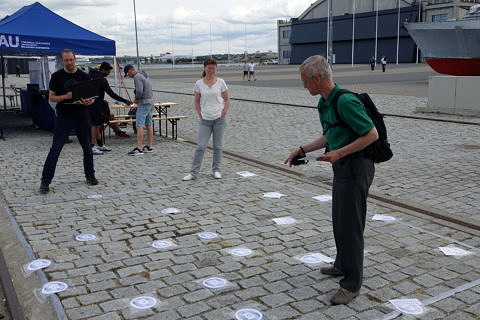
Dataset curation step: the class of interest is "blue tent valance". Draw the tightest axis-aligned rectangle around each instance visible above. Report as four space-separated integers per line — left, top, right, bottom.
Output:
0 2 115 56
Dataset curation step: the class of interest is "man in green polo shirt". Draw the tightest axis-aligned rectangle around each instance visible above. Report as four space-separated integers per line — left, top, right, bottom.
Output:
285 55 379 305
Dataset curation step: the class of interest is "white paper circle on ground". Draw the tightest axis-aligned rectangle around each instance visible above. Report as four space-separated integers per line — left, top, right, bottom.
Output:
272 217 296 225
152 240 174 249
235 308 263 320
372 214 396 221
198 232 218 239
26 259 51 271
161 208 180 214
202 277 227 289
130 296 157 309
87 194 103 199
230 248 253 257
263 192 284 199
300 253 334 264
390 299 424 315
312 195 332 202
75 234 96 241
439 246 469 256
41 281 68 294
236 171 256 177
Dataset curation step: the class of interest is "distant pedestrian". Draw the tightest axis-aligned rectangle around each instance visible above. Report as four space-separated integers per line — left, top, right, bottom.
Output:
182 58 230 181
124 65 154 155
243 61 249 80
381 55 387 72
369 56 375 71
248 61 256 81
15 64 20 77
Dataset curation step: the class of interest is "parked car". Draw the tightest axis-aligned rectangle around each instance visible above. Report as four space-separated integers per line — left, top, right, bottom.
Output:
266 59 278 65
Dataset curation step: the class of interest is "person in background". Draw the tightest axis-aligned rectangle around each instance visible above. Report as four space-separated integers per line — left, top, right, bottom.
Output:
15 64 21 77
285 55 378 305
124 64 154 155
381 55 387 72
369 56 375 71
248 60 256 81
39 49 97 194
88 62 132 154
183 58 230 181
243 61 249 80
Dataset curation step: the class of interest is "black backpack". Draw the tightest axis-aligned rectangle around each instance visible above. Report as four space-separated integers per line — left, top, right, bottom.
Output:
329 89 393 163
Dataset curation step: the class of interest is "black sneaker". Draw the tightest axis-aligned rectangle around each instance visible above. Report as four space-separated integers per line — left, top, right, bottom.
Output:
86 175 99 185
128 147 144 156
39 180 50 194
142 145 153 153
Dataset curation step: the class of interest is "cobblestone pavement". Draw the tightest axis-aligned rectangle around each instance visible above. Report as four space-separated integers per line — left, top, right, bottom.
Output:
0 69 479 319
122 76 480 225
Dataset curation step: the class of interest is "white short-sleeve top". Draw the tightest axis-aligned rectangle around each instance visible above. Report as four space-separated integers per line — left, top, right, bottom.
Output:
193 78 228 120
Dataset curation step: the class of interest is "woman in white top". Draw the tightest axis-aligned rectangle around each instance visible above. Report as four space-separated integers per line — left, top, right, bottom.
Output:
183 58 231 181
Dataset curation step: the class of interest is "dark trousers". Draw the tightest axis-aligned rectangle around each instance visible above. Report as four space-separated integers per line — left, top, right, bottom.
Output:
41 114 94 183
331 156 374 292
382 64 386 72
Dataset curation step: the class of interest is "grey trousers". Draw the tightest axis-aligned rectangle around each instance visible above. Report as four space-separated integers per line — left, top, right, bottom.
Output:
331 155 374 292
190 116 226 175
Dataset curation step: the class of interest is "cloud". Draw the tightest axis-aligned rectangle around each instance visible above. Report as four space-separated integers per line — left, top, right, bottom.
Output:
170 6 207 24
222 0 312 24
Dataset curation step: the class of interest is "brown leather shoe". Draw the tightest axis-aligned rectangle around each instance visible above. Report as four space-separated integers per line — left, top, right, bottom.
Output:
320 265 344 277
330 288 359 305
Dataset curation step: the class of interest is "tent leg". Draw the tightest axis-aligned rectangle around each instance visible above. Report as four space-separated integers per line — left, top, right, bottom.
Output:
1 54 6 111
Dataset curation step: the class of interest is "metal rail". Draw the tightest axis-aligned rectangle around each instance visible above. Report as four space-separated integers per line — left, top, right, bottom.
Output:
154 89 480 126
0 249 24 320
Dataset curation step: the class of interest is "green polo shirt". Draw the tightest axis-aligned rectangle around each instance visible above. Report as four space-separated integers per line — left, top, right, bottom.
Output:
317 84 374 151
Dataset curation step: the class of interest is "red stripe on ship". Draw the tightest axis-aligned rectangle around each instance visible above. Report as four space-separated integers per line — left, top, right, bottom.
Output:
426 58 480 76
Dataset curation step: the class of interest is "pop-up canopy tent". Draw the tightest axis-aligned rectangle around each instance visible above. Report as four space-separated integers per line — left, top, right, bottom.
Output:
0 2 117 131
0 1 115 56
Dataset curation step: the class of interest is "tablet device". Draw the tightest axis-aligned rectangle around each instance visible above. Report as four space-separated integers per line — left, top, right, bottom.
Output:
70 79 99 104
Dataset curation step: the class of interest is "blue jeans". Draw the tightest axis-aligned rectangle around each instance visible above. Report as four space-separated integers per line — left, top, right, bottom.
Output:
136 103 153 126
41 114 94 183
190 116 226 175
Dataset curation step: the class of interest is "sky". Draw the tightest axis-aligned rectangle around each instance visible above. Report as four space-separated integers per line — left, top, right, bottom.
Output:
0 0 313 57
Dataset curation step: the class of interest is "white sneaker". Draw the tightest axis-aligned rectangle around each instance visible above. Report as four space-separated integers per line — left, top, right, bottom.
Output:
91 146 103 155
213 171 222 179
97 145 112 152
182 174 196 181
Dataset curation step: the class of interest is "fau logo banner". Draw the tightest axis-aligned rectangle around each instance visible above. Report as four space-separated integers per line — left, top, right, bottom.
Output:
0 34 20 48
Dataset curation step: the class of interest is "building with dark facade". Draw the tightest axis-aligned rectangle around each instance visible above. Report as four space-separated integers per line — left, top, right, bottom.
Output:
278 0 480 64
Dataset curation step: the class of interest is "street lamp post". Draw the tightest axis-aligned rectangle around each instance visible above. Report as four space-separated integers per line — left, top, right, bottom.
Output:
133 0 140 70
396 0 400 64
375 0 378 65
351 0 355 67
416 0 422 63
326 0 333 64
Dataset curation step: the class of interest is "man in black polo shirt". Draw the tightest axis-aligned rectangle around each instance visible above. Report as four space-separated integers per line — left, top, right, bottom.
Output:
285 55 379 305
39 49 97 194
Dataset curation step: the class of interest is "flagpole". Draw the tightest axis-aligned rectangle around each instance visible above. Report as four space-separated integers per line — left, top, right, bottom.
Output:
374 0 378 65
133 0 140 70
396 0 400 64
351 0 355 67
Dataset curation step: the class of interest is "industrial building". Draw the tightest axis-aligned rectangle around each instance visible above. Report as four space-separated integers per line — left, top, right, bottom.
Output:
277 0 480 64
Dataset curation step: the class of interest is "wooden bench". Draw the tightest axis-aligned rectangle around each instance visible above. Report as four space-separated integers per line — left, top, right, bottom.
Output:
112 113 160 119
106 115 187 140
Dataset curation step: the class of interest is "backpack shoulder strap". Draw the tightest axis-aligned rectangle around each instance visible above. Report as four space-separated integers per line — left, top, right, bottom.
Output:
330 89 352 129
